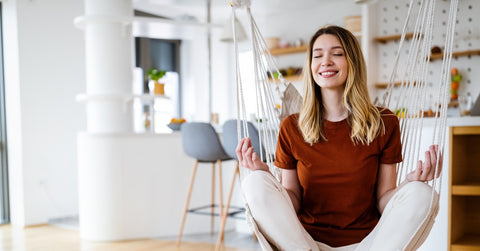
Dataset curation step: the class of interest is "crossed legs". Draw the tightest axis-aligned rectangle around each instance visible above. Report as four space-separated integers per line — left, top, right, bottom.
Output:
242 171 439 251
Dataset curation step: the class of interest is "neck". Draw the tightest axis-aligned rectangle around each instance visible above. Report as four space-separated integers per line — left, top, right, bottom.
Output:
322 89 348 121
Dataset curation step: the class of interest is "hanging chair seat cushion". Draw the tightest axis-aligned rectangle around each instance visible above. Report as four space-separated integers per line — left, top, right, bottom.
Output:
280 83 303 122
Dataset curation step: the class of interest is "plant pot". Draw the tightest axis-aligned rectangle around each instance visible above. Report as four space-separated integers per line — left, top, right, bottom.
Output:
152 81 165 95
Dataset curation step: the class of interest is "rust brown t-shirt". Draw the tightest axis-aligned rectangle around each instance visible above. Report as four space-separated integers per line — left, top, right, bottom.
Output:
273 109 402 247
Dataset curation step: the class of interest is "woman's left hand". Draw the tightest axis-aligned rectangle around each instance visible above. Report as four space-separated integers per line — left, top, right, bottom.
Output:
406 145 443 182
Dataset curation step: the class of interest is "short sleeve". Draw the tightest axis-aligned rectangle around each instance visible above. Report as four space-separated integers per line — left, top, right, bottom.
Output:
379 114 403 164
273 114 298 169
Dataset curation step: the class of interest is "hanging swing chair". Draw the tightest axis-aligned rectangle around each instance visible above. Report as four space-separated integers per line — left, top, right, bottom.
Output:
217 0 458 249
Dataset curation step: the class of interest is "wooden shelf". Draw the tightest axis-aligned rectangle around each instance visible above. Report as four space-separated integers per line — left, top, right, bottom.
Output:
269 75 302 83
452 126 480 135
269 45 308 56
374 81 416 89
452 183 480 196
449 126 480 251
430 49 480 61
451 234 480 251
375 82 402 89
373 32 415 44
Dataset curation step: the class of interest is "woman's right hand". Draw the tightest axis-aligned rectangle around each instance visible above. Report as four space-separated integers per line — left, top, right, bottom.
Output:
236 137 269 172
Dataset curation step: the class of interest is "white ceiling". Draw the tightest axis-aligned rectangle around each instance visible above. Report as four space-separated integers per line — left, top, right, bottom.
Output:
133 0 355 24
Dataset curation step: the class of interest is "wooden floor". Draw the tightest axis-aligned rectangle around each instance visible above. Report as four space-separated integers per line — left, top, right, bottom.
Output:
0 224 255 251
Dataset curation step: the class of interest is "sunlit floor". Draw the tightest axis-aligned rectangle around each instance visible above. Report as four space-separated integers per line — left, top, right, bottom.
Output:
0 224 261 251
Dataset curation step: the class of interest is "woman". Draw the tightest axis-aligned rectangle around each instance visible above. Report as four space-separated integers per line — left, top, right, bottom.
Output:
237 25 441 251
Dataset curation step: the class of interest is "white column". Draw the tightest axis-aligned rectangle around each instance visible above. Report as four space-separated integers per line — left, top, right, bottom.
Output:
79 0 133 133
76 0 135 241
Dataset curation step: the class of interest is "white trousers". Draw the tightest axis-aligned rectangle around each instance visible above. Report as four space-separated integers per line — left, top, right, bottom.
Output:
242 171 439 251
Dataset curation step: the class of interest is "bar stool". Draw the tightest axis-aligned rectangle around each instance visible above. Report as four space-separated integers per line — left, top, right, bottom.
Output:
176 122 239 246
215 119 267 249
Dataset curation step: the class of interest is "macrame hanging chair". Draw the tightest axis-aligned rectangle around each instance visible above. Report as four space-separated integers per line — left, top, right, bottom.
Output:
219 0 458 250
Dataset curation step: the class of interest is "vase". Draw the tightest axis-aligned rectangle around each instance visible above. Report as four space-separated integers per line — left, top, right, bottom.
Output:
151 81 165 95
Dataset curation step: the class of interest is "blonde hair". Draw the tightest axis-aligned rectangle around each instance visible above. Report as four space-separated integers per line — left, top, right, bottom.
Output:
298 25 384 145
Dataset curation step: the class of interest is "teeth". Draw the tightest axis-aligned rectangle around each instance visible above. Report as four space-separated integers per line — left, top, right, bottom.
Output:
321 71 336 76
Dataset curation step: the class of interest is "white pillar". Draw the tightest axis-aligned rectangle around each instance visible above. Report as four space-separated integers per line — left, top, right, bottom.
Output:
76 0 135 241
79 0 133 133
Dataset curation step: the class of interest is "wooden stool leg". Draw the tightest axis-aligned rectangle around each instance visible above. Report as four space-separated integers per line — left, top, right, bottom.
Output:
217 160 224 220
177 160 199 246
211 162 216 235
215 161 240 251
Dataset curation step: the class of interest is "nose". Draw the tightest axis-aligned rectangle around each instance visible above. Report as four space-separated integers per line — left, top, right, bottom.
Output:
320 54 333 67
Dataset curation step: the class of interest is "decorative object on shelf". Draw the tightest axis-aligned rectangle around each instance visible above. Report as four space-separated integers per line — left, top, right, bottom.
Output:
167 117 186 131
211 112 219 124
450 67 462 100
471 94 480 116
144 112 151 131
267 67 302 80
146 68 166 95
265 37 280 49
430 46 442 54
458 95 472 116
344 15 361 36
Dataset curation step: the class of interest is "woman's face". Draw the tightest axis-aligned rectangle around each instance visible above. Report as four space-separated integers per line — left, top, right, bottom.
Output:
310 34 348 91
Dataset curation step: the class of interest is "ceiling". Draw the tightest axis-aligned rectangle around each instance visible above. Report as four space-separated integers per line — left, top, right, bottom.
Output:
133 0 355 24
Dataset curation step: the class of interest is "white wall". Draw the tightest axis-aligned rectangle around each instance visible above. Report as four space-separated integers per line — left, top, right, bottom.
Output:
3 0 86 226
179 21 236 125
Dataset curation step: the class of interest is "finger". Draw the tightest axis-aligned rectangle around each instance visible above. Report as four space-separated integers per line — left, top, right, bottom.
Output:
244 147 255 168
437 148 443 178
407 161 423 182
252 152 264 166
429 145 437 168
241 138 251 157
425 148 436 180
420 151 431 181
252 152 262 169
236 138 245 161
429 145 440 180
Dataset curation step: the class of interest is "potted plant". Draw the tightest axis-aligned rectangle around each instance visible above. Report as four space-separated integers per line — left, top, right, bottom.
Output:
146 68 166 95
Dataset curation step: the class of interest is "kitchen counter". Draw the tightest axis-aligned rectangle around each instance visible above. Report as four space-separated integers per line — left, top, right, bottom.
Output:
77 131 240 241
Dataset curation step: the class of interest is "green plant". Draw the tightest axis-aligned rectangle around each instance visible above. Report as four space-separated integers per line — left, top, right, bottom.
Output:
146 68 166 82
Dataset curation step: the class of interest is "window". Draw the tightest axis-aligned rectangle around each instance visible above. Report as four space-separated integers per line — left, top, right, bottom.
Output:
0 2 10 224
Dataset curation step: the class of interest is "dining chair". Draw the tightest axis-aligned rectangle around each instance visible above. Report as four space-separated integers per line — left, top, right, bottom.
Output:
176 122 238 247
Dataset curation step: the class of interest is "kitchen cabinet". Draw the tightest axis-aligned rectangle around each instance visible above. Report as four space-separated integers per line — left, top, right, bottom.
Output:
448 126 480 251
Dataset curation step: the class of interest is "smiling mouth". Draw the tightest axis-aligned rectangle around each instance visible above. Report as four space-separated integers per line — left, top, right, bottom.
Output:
320 71 338 76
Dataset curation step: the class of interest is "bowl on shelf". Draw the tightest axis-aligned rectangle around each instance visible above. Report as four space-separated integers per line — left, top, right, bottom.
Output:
167 123 183 131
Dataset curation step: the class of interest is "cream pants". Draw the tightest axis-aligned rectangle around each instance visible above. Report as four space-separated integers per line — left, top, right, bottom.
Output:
242 171 439 251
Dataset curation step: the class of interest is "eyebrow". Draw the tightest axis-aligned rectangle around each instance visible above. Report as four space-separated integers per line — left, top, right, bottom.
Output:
313 46 344 51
